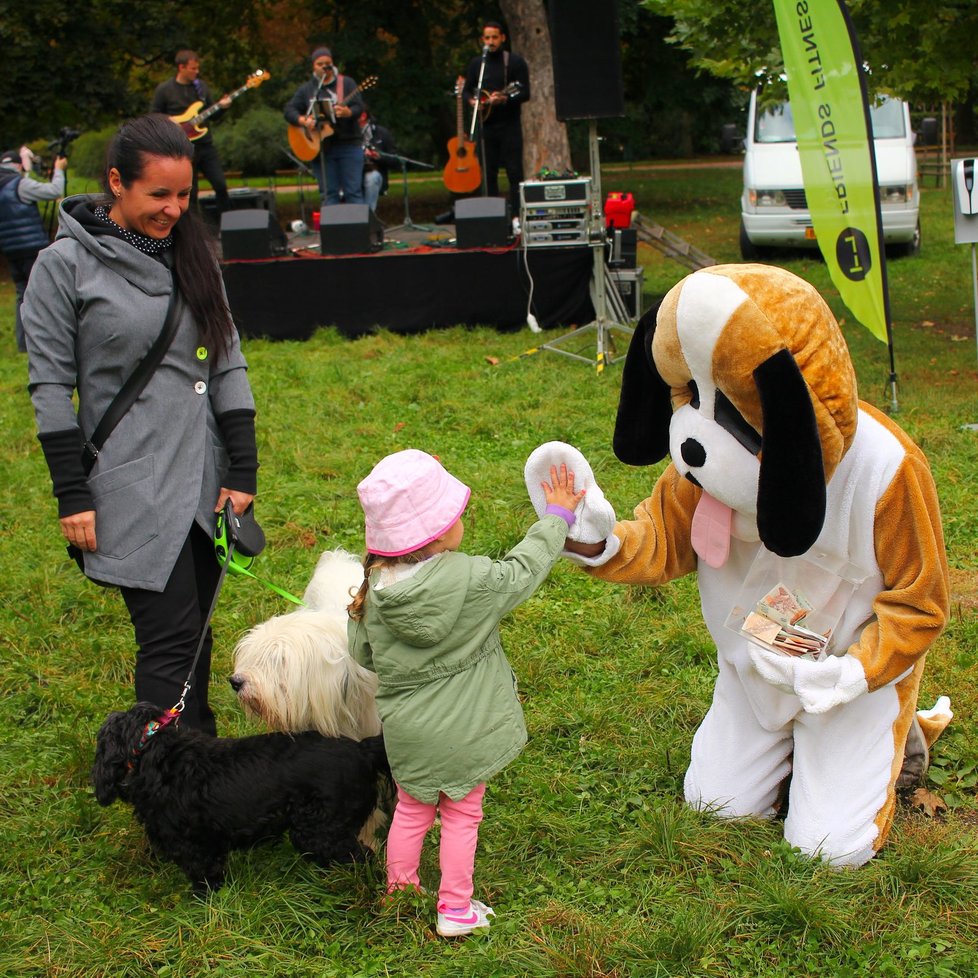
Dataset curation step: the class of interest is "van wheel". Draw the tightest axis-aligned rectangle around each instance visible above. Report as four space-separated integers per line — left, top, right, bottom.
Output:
739 220 763 261
890 221 921 258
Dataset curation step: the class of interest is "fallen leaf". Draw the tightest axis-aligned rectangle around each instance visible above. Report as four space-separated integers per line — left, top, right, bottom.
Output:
911 786 947 817
486 356 501 365
921 320 935 327
393 422 406 433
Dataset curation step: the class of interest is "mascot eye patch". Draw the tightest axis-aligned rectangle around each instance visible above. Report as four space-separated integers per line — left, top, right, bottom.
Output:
715 391 762 455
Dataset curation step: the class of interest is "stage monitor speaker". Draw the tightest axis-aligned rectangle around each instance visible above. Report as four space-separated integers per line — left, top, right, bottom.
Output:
455 196 510 249
201 187 277 225
320 204 384 255
220 208 275 260
548 0 624 121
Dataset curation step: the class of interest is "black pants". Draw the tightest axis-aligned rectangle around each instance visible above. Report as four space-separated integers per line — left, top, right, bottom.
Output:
121 522 221 734
191 139 230 212
7 249 38 353
482 122 524 218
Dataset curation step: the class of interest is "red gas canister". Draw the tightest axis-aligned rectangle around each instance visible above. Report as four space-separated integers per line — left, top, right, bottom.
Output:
604 192 635 229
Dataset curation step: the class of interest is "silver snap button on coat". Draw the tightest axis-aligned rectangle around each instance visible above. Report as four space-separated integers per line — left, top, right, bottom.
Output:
194 381 207 394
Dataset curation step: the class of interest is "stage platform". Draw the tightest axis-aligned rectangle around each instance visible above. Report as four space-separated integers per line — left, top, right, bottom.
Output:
221 224 595 341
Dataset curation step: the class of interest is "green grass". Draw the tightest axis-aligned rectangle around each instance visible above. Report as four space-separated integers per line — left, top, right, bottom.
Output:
0 164 976 976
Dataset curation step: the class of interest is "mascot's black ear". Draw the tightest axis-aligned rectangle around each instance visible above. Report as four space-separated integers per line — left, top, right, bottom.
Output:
754 349 826 556
613 301 672 465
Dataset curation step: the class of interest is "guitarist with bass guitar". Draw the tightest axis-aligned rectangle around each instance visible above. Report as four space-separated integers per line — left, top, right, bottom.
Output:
151 50 233 213
462 21 530 223
283 47 366 206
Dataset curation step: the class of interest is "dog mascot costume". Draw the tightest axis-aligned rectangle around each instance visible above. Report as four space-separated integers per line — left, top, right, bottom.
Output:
527 264 951 867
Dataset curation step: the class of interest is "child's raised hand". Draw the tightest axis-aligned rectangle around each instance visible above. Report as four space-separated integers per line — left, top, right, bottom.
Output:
541 463 586 512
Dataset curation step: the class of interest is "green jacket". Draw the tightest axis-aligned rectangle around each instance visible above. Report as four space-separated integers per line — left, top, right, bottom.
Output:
348 515 569 803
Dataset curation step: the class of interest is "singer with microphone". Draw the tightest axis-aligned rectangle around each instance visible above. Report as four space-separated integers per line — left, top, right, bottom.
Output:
283 47 366 207
462 20 530 224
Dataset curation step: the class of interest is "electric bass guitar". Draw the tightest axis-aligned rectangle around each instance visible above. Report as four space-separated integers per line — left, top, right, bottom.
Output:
477 81 523 122
169 69 270 141
442 76 482 194
287 76 377 162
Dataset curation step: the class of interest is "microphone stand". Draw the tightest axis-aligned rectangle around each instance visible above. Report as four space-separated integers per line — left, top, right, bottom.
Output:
469 48 490 198
385 151 436 234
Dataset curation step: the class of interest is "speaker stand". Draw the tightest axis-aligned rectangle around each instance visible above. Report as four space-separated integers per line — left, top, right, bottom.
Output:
540 120 633 372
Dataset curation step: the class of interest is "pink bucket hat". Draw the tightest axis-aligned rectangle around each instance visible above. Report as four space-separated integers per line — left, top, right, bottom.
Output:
357 450 471 557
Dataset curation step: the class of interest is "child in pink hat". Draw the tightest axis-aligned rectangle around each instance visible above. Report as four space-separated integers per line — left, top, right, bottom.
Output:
349 448 584 937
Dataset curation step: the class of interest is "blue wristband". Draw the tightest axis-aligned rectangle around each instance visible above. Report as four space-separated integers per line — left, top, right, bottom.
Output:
545 504 576 527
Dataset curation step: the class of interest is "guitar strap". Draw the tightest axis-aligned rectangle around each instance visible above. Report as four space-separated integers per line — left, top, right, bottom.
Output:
503 51 509 87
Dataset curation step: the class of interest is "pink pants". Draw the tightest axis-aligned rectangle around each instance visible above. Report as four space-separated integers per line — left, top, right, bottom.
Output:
386 782 486 909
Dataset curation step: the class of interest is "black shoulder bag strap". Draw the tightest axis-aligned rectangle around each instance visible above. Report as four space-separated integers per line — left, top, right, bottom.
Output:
81 282 182 476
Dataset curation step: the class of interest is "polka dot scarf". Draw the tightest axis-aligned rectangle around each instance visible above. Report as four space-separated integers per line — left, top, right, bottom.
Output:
94 204 173 255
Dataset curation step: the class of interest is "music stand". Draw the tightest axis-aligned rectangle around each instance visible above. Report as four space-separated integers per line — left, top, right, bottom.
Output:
385 152 436 234
279 147 317 226
539 120 633 372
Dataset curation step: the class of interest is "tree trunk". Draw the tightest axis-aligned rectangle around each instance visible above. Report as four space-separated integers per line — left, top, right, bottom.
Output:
500 0 572 178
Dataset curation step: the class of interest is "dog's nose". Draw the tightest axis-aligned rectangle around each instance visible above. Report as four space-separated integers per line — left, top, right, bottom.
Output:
229 675 244 693
680 438 706 469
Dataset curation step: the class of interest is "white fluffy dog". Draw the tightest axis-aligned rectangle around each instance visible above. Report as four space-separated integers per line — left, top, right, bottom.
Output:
230 549 380 741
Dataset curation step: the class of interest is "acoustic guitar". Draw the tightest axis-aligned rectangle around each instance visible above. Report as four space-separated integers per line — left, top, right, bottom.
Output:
169 69 270 141
442 76 482 194
287 76 377 162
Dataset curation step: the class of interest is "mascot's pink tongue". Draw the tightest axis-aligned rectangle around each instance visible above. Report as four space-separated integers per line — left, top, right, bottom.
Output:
691 491 732 568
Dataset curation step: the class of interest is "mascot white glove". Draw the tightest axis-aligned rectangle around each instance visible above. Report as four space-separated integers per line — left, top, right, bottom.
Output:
749 645 868 714
524 441 616 544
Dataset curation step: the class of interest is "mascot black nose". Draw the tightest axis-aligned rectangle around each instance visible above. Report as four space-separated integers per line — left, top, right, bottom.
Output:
680 438 707 469
229 676 244 692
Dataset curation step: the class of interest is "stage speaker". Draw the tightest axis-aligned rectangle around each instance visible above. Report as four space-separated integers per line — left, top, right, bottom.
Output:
320 204 384 255
220 208 275 260
548 0 624 121
201 187 277 225
455 196 510 249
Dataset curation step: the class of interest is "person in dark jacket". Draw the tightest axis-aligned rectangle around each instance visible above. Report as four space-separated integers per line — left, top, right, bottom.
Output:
23 114 258 734
284 47 365 206
151 50 232 213
0 146 66 351
463 21 530 220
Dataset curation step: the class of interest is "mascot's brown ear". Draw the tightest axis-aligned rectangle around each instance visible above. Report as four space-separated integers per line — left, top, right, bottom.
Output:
754 349 826 556
613 302 672 465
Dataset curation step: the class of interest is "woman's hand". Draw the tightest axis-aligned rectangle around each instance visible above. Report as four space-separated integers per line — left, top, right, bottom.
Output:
214 489 255 516
61 510 97 552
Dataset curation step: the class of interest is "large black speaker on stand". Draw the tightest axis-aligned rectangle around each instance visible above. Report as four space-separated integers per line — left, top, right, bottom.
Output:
548 1 624 121
320 204 384 255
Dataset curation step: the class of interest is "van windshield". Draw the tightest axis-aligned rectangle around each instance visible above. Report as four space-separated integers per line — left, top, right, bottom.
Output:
754 96 907 143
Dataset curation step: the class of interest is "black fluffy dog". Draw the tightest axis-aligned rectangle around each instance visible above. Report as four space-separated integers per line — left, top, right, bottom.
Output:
92 701 391 893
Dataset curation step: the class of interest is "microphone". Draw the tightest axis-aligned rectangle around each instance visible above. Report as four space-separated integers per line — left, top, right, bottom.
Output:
482 44 490 55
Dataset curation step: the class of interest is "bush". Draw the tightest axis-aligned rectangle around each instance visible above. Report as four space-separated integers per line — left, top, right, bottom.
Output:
213 105 292 176
64 125 117 182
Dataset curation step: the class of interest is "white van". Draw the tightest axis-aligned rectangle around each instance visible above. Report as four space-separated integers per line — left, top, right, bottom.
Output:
738 89 921 259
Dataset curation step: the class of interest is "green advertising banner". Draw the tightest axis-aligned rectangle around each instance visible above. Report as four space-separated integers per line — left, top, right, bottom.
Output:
772 0 890 343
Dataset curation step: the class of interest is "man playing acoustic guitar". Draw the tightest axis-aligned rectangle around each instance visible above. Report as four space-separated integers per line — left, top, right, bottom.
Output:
151 50 232 214
284 47 366 207
462 21 530 224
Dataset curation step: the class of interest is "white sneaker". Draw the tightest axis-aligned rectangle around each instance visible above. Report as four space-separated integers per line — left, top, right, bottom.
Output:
436 899 495 937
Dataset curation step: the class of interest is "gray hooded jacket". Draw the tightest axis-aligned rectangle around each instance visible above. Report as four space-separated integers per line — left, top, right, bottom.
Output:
24 195 255 590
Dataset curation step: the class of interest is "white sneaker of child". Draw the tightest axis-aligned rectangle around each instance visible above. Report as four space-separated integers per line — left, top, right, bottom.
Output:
436 899 495 937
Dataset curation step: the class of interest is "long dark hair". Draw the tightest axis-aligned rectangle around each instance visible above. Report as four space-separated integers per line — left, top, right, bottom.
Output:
103 114 235 354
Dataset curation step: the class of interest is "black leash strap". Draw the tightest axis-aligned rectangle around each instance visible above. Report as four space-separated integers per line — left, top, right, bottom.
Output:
82 285 182 476
171 500 236 717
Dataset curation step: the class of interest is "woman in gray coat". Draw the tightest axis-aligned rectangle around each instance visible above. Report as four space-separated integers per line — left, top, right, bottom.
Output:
23 114 258 733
